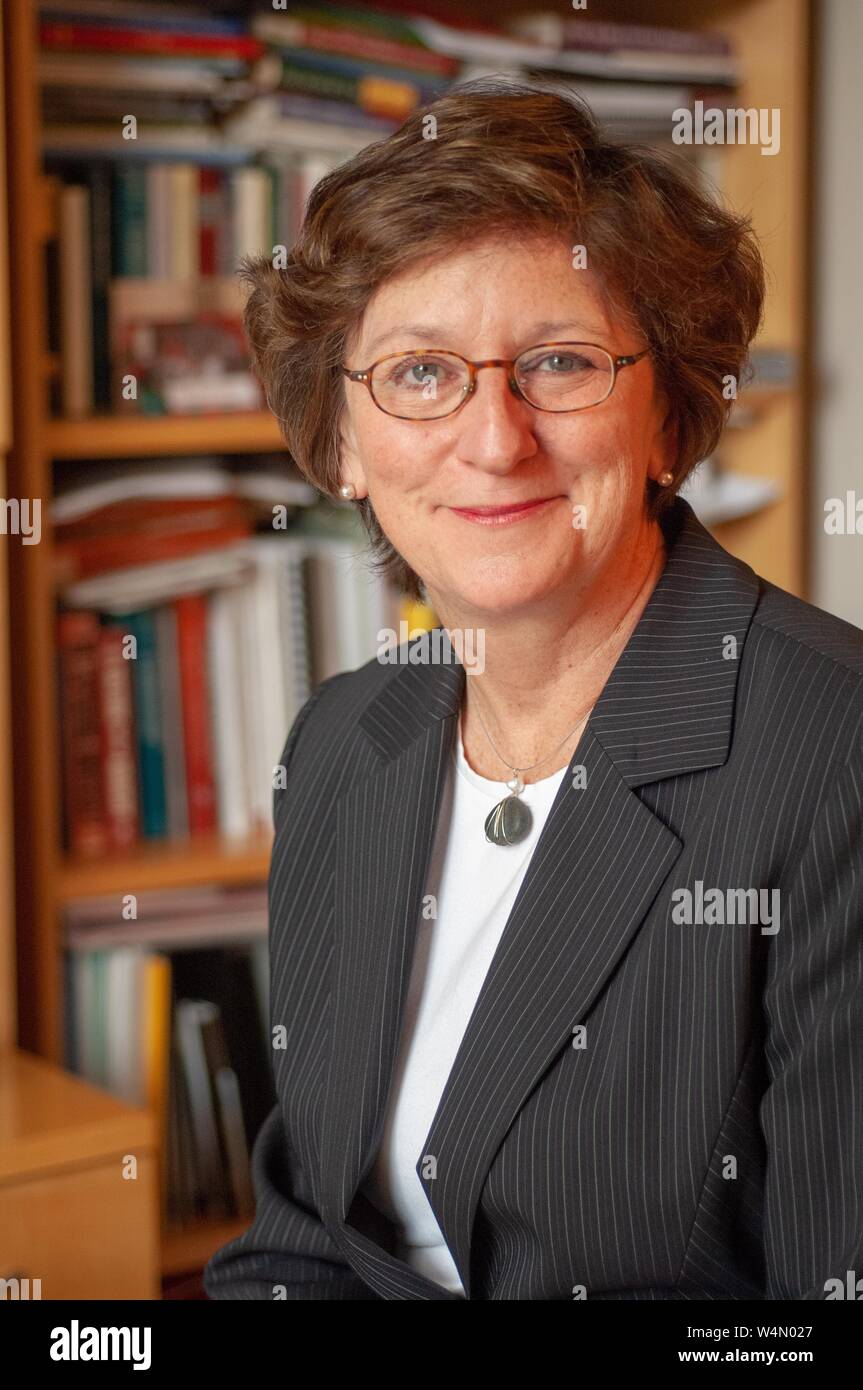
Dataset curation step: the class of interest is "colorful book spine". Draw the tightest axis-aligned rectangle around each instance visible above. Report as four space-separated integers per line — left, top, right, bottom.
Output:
58 610 108 857
86 163 112 410
198 167 227 275
261 53 443 117
253 16 458 77
175 595 217 837
97 622 139 849
115 609 167 839
111 165 148 277
40 23 265 61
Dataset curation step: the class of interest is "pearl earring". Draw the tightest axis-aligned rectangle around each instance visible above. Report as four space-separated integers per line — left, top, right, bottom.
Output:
338 483 356 500
657 471 675 487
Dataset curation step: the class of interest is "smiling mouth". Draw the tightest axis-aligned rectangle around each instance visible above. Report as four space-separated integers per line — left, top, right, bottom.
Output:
449 496 561 524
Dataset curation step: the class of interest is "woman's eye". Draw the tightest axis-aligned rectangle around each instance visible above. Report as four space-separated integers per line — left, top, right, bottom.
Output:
530 353 582 373
393 359 450 387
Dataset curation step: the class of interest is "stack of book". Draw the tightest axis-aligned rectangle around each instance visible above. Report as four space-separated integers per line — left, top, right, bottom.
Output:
43 3 739 419
40 0 261 148
41 1 262 417
63 887 274 1226
55 462 399 856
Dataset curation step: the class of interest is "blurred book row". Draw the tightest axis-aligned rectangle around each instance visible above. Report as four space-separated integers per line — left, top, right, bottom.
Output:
56 459 399 857
40 0 738 420
63 889 274 1227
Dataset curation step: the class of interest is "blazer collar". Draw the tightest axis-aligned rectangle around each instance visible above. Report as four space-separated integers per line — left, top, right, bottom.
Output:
319 498 761 1299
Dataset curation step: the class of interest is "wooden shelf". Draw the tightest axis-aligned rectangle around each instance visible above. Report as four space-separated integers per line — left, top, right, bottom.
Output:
162 1215 250 1277
60 832 273 901
47 410 284 460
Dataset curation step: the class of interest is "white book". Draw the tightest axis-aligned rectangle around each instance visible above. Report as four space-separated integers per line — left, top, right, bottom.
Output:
169 163 199 281
305 535 396 680
105 948 144 1105
277 536 312 724
253 558 289 830
235 556 290 830
231 165 272 264
207 586 253 840
44 123 233 153
223 99 371 156
59 184 93 418
62 541 252 611
39 54 229 95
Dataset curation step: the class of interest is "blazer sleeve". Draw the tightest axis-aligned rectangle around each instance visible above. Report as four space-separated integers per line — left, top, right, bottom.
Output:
204 675 377 1300
759 744 863 1299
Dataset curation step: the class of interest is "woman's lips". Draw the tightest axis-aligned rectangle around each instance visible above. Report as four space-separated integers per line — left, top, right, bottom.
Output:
449 496 560 526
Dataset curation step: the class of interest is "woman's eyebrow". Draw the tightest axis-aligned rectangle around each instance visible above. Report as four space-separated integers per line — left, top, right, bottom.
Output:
362 325 450 357
361 320 607 359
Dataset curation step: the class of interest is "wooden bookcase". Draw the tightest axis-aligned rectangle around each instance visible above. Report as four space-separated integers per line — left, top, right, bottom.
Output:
2 0 812 1280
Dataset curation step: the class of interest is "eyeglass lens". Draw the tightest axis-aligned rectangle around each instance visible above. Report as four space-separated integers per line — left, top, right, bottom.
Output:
370 345 615 417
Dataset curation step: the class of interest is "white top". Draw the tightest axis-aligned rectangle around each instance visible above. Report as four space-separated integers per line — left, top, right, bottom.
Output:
359 708 570 1295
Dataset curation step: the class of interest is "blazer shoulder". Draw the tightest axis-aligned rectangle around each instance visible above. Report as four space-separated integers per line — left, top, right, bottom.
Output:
750 577 863 681
287 648 410 760
312 646 406 714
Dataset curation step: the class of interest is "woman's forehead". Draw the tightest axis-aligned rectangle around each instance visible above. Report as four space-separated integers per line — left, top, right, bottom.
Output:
353 238 616 355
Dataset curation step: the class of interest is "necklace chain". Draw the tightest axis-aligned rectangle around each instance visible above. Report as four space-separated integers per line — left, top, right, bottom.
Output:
469 690 595 778
463 601 639 780
457 535 667 786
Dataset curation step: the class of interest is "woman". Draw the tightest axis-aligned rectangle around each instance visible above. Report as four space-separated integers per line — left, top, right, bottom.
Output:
204 81 863 1300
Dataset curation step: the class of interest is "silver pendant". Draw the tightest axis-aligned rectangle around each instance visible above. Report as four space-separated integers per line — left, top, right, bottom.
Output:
484 794 532 846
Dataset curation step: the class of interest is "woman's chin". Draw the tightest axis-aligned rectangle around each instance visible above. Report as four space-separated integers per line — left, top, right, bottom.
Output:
433 563 569 617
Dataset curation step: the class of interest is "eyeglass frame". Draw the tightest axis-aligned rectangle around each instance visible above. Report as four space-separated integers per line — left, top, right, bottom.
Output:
340 341 651 421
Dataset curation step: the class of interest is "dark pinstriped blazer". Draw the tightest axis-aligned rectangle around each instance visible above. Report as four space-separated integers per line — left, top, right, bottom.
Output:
204 497 863 1301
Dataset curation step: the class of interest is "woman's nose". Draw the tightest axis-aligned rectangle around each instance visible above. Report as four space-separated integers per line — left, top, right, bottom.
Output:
454 365 538 471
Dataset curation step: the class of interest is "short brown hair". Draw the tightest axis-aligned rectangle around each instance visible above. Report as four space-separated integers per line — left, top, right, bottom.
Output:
242 78 765 601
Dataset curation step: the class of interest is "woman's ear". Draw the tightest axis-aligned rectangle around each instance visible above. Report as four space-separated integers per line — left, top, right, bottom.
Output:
647 400 679 485
337 406 369 500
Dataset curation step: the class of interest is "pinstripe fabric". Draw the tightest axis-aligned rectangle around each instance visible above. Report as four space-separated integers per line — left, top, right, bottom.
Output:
204 498 863 1301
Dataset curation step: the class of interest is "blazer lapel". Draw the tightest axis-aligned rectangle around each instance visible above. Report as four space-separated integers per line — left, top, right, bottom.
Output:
319 499 761 1298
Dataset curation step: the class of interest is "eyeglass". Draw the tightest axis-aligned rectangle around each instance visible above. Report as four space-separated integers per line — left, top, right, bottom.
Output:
341 342 650 421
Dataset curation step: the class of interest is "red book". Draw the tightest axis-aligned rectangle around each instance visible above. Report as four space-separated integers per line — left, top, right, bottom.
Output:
199 167 226 277
98 624 140 849
175 594 217 836
54 521 252 584
40 22 265 61
279 20 458 77
58 610 108 858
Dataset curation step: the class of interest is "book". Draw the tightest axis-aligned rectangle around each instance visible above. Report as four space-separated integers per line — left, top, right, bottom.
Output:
509 14 733 56
207 586 253 841
58 610 107 856
40 22 265 62
175 999 232 1218
252 49 445 118
111 165 148 277
155 605 189 841
114 609 168 839
39 51 248 95
252 13 459 78
97 621 139 849
53 518 253 584
174 594 217 837
41 3 247 36
58 184 93 418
